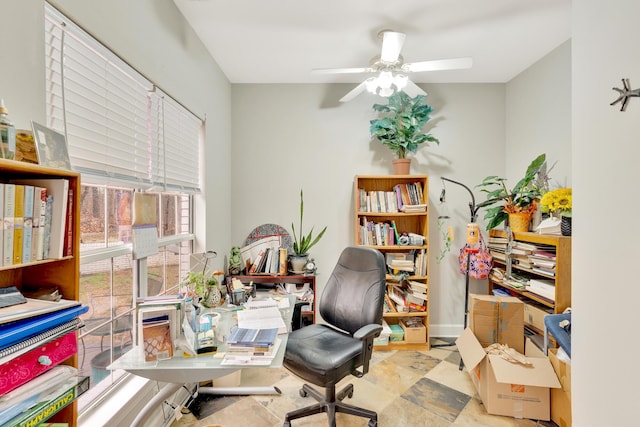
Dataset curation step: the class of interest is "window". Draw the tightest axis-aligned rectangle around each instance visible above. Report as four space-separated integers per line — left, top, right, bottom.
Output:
44 3 202 406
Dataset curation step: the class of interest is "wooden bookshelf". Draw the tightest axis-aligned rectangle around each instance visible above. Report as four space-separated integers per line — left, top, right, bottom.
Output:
488 229 571 338
354 175 430 350
0 159 81 426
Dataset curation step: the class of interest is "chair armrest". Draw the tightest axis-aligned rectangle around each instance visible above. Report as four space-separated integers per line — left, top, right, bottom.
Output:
351 324 383 377
353 324 383 341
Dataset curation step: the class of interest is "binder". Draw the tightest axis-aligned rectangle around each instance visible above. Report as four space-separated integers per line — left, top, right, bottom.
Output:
0 305 88 351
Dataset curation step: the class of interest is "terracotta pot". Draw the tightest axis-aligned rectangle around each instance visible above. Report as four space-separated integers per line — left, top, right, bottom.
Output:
508 212 532 232
392 158 411 175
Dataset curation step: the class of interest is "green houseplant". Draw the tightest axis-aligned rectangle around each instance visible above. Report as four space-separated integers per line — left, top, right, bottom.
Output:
290 190 327 272
369 91 439 174
476 153 547 231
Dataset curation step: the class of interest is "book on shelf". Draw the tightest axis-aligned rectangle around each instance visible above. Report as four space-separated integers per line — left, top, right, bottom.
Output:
0 365 74 426
63 188 73 257
30 186 43 262
0 317 81 364
42 194 53 260
3 183 15 266
532 266 556 276
278 247 288 274
408 280 428 293
0 330 77 395
384 293 398 312
12 178 69 259
399 204 426 213
12 184 24 264
530 258 556 269
527 278 556 301
227 326 278 347
1 374 89 427
21 185 34 263
0 304 88 350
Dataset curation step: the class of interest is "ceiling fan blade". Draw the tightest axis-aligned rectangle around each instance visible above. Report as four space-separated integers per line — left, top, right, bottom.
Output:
312 67 372 75
402 80 427 97
339 81 368 102
404 57 473 72
380 31 406 63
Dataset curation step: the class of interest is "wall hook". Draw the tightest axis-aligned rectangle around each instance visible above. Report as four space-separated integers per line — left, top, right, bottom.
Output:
610 78 640 111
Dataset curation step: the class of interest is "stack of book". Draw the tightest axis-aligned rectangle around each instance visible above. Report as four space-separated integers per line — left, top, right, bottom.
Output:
385 282 426 313
527 278 556 301
0 296 88 426
222 327 280 366
529 248 557 276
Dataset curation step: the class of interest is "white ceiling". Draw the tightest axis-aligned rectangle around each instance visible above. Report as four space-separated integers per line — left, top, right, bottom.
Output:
173 0 571 85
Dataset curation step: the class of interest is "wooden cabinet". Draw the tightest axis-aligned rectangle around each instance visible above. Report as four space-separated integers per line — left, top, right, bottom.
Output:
354 175 430 350
0 159 81 425
225 274 316 326
487 229 571 337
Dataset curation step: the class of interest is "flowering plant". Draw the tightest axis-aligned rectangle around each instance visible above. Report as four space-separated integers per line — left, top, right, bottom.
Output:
540 188 572 217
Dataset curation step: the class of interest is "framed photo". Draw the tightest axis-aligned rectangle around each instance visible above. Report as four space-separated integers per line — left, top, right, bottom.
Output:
14 129 39 164
30 121 72 170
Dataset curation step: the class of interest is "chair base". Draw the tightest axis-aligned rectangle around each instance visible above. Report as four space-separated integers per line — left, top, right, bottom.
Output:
283 382 377 427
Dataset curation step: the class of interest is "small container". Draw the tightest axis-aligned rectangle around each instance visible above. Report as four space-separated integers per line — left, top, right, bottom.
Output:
389 324 404 342
0 99 16 160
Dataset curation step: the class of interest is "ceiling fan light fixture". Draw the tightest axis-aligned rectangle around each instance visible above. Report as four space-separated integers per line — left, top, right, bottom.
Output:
393 73 408 90
377 71 393 89
365 77 378 94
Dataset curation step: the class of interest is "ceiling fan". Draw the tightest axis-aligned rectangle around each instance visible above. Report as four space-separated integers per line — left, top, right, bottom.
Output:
313 30 472 102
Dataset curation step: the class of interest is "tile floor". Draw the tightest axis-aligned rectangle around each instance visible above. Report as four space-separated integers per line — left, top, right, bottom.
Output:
171 339 557 427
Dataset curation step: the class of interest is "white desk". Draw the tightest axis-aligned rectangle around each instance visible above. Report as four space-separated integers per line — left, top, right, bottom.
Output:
108 293 295 427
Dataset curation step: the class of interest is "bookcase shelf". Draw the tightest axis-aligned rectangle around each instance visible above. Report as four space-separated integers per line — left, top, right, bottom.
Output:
0 158 81 426
354 175 430 351
487 229 571 338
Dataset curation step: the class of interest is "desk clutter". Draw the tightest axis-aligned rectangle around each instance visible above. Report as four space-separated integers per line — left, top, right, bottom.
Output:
135 288 294 363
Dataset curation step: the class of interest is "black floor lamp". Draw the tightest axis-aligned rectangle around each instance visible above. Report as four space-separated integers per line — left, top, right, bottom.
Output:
434 177 507 358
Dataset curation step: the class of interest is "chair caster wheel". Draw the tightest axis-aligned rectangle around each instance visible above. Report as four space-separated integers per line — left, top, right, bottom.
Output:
299 388 308 398
368 419 377 427
347 390 353 398
283 422 291 427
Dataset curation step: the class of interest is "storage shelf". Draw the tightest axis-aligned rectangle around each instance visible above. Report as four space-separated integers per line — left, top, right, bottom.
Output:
355 175 430 351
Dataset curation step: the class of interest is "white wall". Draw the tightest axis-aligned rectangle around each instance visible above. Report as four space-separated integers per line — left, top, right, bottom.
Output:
506 40 572 188
231 83 506 335
573 0 640 424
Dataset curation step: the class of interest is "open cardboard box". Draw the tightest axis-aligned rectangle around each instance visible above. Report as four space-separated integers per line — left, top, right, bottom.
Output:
456 328 560 420
549 348 572 427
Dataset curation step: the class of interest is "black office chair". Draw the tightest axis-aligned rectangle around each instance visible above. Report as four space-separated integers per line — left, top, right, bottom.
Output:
283 246 386 427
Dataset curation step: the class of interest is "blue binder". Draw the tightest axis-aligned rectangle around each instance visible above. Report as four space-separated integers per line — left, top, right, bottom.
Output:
0 305 88 350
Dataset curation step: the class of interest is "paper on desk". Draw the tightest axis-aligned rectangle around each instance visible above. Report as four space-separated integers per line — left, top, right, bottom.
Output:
244 297 290 310
237 307 287 334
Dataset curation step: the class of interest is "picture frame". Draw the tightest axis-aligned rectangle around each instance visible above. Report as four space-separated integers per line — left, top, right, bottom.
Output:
30 121 72 170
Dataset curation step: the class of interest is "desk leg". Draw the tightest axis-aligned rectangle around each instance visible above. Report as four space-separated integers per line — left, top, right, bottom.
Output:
131 382 182 427
198 385 282 395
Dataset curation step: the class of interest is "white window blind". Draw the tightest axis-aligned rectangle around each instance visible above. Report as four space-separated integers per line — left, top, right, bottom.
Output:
44 4 201 193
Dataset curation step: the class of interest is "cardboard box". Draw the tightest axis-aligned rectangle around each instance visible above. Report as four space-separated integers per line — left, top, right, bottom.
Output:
400 319 426 343
456 328 560 420
469 294 524 353
523 302 551 332
549 348 572 427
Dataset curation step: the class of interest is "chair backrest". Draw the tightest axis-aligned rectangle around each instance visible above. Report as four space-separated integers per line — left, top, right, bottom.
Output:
319 246 386 335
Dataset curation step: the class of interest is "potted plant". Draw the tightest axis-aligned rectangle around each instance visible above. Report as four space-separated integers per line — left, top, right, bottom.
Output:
369 91 440 174
290 189 327 273
540 187 572 235
476 153 547 231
